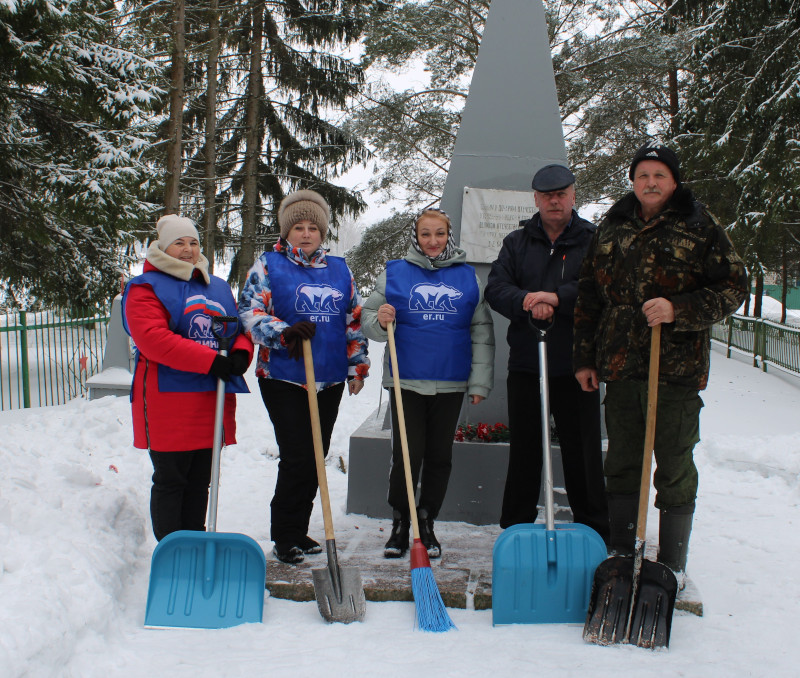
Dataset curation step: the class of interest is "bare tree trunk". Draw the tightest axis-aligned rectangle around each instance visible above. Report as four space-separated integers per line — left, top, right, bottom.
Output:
164 0 186 215
754 272 764 318
668 66 679 134
781 228 788 324
237 0 264 292
203 0 220 273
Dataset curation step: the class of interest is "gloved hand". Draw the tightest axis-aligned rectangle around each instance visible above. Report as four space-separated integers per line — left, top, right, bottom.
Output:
282 321 316 361
229 349 250 376
208 354 232 382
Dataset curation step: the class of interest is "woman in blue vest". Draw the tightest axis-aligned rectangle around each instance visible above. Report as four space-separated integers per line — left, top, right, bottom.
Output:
362 208 495 558
123 215 253 541
238 190 370 565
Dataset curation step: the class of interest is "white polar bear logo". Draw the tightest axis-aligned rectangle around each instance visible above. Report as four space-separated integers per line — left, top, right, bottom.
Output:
295 284 344 314
409 283 463 313
188 314 214 339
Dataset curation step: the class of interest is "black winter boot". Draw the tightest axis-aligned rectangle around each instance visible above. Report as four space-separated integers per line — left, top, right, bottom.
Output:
384 510 410 558
418 508 441 559
274 542 304 564
607 493 639 557
657 503 694 589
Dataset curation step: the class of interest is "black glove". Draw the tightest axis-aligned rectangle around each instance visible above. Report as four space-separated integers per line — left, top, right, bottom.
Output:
282 321 316 361
208 354 232 382
229 350 250 376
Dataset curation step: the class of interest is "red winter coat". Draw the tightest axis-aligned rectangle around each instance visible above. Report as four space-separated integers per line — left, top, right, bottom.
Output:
124 261 253 451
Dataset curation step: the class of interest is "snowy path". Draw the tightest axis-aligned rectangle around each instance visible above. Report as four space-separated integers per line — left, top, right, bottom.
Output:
1 345 799 677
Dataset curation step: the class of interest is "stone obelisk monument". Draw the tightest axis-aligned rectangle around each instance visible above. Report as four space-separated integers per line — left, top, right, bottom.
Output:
346 0 569 524
441 0 567 425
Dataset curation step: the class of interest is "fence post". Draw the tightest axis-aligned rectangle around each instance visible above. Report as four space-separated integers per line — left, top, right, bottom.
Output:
726 316 733 359
19 311 31 408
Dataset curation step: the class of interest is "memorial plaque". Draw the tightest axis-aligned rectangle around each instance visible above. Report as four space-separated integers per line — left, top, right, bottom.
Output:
460 187 536 263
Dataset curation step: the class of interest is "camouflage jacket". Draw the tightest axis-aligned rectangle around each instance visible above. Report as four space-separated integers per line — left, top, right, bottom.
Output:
573 187 747 390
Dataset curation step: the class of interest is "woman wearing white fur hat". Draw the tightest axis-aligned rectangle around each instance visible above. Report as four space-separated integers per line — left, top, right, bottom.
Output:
122 214 253 542
238 189 370 565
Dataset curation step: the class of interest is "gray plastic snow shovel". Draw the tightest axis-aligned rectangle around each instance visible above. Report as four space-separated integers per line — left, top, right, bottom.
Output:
302 338 366 624
492 317 607 624
144 316 266 629
583 324 679 648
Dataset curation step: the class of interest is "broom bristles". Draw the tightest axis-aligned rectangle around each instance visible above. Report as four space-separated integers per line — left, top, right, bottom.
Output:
410 540 456 632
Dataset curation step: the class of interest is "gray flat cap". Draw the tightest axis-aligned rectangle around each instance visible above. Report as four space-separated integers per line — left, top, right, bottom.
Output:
531 164 575 192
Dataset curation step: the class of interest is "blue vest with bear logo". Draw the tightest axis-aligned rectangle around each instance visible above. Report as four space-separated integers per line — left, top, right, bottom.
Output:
122 271 248 394
266 251 350 384
385 259 478 381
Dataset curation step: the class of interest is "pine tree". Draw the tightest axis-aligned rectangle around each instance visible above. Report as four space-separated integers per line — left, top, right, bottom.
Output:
676 0 800 314
0 0 161 308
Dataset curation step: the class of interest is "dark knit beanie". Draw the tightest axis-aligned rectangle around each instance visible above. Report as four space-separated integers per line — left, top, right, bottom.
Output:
278 190 330 241
629 143 681 184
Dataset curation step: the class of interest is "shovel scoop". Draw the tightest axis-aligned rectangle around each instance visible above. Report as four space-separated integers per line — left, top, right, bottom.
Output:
303 339 366 623
583 324 678 649
311 541 367 624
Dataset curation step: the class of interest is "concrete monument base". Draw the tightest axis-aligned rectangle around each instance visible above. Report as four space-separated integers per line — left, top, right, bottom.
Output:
345 403 573 526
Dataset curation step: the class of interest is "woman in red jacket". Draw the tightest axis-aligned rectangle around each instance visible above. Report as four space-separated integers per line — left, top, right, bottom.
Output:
123 215 253 541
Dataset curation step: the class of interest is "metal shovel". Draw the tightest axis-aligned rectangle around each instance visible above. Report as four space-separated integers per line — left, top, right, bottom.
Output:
302 338 366 623
583 324 678 648
145 315 266 629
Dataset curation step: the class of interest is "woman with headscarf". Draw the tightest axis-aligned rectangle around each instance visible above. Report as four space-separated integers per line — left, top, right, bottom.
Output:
123 214 253 541
362 208 495 558
238 190 370 565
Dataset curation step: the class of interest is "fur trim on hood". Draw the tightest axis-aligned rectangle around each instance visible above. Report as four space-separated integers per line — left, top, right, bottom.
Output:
145 241 211 284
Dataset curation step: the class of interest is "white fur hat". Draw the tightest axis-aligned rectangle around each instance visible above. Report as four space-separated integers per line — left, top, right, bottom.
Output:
156 214 200 250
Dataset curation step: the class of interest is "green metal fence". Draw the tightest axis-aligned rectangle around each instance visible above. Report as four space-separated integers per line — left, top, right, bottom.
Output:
712 314 800 375
0 307 111 411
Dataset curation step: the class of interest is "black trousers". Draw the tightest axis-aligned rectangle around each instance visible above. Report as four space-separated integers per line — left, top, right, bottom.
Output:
149 449 212 541
259 378 344 544
387 389 465 520
501 371 609 541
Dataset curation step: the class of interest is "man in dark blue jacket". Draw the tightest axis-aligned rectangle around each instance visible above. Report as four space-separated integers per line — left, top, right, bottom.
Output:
485 164 609 542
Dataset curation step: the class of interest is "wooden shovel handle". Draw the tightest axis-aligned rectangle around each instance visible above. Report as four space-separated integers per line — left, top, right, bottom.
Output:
386 324 421 540
303 339 335 541
636 324 661 542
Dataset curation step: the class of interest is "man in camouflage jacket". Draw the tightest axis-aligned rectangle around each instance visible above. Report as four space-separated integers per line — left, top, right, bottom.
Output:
573 143 748 580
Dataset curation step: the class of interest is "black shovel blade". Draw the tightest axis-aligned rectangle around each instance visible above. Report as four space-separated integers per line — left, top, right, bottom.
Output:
628 559 678 648
584 556 678 648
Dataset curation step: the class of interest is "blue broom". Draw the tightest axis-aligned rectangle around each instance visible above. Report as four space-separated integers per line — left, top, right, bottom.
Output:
387 323 456 632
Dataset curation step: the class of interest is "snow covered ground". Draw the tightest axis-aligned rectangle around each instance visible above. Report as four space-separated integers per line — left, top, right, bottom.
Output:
1 343 799 677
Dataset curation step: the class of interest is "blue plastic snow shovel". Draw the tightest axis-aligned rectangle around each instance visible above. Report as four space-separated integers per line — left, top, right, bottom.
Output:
144 316 266 629
492 318 607 624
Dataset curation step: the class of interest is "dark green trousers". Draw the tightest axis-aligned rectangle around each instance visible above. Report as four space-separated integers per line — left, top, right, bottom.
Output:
604 380 702 509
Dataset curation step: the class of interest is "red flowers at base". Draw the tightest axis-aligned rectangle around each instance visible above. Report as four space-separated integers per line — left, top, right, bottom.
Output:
454 422 510 443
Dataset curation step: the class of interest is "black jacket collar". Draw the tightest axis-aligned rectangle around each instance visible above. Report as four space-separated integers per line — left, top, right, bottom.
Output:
523 209 596 245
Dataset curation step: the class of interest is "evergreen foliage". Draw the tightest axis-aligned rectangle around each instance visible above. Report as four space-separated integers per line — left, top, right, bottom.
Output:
675 0 800 285
0 0 161 308
345 210 413 294
131 0 390 289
